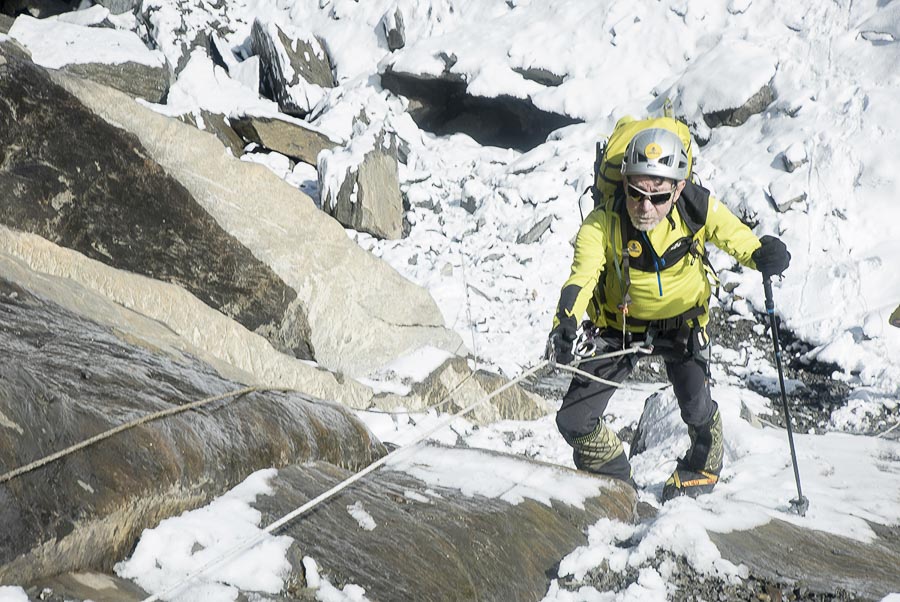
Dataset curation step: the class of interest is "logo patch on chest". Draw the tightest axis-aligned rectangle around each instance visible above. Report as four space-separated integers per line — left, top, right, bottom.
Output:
626 239 643 258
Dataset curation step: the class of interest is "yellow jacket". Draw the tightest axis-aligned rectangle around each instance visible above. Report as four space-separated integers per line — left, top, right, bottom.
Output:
554 182 761 332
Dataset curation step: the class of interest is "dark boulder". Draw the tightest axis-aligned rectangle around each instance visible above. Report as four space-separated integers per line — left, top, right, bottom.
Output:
1 0 74 18
380 66 580 152
251 18 335 118
0 41 312 361
0 270 386 585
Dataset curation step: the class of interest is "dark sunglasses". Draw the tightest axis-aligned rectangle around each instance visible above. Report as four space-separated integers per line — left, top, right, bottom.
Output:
626 183 675 206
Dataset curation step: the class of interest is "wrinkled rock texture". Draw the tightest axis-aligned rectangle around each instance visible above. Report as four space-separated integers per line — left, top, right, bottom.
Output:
0 267 386 585
254 452 637 601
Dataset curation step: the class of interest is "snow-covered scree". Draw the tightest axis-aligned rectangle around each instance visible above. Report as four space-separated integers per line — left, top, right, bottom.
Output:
4 0 900 600
10 0 900 390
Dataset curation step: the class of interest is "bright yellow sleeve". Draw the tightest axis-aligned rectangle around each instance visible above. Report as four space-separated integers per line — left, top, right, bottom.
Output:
552 208 609 328
705 195 761 268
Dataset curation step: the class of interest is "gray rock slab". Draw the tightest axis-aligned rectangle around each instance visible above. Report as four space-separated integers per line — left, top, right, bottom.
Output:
377 356 551 424
231 114 338 166
0 237 373 410
253 450 637 601
703 81 776 129
60 60 169 104
0 14 13 33
321 131 404 240
380 6 405 51
49 68 465 377
513 66 565 87
517 214 553 244
0 41 312 361
710 518 900 601
0 270 386 585
180 110 247 157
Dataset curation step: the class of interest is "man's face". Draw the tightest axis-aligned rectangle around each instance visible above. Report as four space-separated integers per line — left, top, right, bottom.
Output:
624 175 685 232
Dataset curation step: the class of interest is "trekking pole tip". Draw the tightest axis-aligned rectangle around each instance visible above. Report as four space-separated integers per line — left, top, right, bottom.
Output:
790 495 809 517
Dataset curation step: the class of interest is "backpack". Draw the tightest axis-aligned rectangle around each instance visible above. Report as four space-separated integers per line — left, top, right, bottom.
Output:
591 115 695 209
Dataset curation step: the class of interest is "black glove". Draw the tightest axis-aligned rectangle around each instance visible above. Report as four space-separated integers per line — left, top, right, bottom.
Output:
752 235 791 279
547 319 577 365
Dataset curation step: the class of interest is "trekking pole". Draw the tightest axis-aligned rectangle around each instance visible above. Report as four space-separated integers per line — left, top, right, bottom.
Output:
763 276 810 516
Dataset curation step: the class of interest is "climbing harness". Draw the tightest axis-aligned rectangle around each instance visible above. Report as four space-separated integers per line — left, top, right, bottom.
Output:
546 325 653 388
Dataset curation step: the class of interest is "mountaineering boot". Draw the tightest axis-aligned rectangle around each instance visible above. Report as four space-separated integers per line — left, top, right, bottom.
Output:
662 406 723 502
572 421 636 489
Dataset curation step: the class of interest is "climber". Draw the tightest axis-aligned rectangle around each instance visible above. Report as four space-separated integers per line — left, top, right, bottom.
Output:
547 125 790 501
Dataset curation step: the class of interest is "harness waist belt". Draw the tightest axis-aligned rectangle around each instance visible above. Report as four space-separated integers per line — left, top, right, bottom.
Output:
605 305 705 331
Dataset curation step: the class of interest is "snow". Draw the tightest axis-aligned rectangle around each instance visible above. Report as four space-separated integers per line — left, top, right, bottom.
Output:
7 15 165 69
5 0 900 600
147 49 280 118
346 502 377 531
357 345 454 395
663 37 777 140
114 469 293 599
53 4 110 26
0 587 29 602
387 445 610 509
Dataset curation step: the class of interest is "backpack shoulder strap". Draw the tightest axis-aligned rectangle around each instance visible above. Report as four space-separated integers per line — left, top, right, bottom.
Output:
675 182 723 297
675 181 710 236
